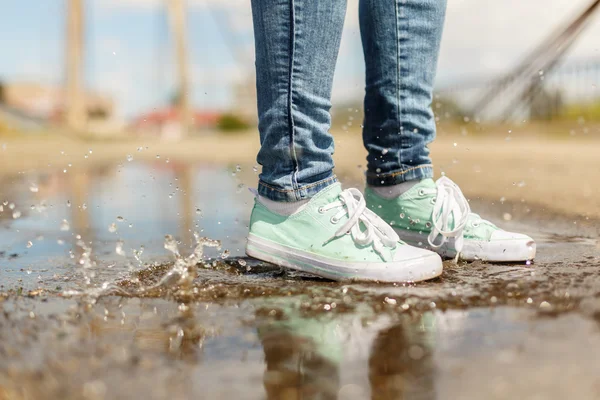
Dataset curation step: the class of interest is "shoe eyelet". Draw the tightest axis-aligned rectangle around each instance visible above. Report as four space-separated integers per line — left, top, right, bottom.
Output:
430 198 436 205
330 216 339 224
425 222 432 228
472 222 480 228
418 189 426 196
318 207 325 214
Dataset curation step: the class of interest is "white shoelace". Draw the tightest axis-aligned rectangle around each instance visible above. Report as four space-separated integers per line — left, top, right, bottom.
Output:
420 177 471 255
321 188 399 261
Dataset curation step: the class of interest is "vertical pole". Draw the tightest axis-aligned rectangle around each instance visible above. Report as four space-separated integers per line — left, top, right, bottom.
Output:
66 0 86 131
167 0 192 137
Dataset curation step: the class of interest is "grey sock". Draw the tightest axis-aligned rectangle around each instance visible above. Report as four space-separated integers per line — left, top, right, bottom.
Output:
369 180 420 199
257 195 310 216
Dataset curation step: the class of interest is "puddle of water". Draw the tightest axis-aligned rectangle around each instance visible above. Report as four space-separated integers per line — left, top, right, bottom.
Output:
1 161 600 399
0 162 254 291
2 297 600 400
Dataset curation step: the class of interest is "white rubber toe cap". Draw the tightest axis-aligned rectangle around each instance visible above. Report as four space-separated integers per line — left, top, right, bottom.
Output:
462 230 536 262
391 246 443 282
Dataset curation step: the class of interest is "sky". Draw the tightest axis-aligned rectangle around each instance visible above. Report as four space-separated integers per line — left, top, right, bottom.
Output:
1 0 599 118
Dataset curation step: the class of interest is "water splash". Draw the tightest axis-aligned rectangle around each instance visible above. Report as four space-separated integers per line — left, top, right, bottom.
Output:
62 232 222 304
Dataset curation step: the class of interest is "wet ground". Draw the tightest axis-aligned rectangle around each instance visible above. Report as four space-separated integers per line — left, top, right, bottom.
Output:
0 161 599 399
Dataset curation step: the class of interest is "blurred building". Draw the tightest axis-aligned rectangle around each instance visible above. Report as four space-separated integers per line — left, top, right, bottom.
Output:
4 82 113 122
130 107 222 140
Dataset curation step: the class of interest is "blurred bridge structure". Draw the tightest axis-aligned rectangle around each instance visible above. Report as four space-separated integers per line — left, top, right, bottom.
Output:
436 0 600 122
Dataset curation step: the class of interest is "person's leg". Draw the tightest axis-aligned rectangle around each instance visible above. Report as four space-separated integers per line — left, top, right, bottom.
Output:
246 0 443 282
251 0 346 202
359 0 446 187
360 0 536 262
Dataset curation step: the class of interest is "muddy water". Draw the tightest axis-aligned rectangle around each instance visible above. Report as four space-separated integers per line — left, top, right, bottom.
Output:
0 161 599 400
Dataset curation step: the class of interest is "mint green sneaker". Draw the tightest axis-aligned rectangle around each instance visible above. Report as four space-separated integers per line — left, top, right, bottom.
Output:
246 183 442 282
365 177 536 262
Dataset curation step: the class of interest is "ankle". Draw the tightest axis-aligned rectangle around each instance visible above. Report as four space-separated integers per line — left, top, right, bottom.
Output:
369 180 420 199
257 195 309 216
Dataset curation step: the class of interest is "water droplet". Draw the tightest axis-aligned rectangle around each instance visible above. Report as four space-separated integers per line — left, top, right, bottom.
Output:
12 210 21 219
108 223 117 233
238 259 247 267
60 219 70 231
116 216 124 222
221 249 230 259
195 208 202 215
384 297 397 305
116 240 126 256
539 301 551 309
164 235 180 256
126 154 133 162
26 241 33 248
502 213 512 221
382 148 389 155
29 184 39 193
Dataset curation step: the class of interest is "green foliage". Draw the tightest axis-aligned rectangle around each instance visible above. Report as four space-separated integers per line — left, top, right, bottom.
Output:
561 100 600 122
218 113 251 132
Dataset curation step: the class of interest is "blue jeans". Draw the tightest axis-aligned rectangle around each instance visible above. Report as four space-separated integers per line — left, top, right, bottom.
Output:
251 0 447 201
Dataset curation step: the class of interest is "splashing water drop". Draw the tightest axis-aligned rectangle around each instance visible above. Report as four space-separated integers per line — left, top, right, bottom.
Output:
60 219 70 231
116 240 126 256
221 250 230 259
164 235 180 257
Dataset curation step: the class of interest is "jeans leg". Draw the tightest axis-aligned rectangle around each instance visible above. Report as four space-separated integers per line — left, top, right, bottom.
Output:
251 0 347 201
359 0 447 186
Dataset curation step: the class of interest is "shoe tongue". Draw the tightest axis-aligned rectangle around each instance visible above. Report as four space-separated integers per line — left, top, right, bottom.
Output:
416 178 436 189
308 182 343 207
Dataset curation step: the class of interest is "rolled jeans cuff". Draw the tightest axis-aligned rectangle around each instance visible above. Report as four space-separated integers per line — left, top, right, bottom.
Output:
366 165 434 186
257 174 338 202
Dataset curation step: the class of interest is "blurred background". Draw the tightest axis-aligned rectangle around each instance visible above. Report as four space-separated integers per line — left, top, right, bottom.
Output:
0 0 599 252
2 0 599 133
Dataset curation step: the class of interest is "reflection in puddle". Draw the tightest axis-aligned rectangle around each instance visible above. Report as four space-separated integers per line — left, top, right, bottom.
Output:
5 295 600 400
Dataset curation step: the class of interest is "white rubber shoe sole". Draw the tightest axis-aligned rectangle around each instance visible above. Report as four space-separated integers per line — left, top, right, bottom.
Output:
246 234 443 283
394 229 536 262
